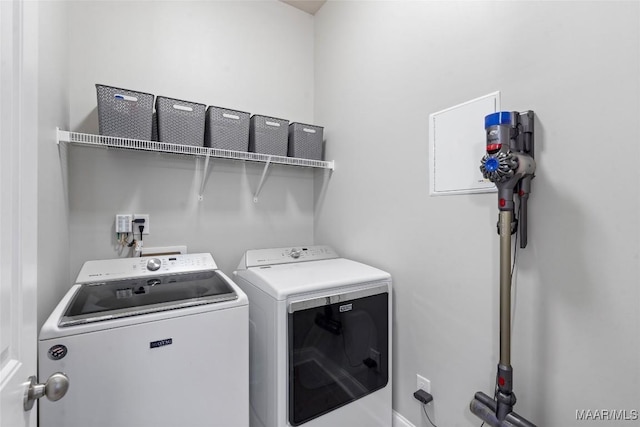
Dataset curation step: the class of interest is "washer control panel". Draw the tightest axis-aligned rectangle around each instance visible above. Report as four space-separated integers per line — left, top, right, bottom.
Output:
242 246 339 268
146 258 162 271
76 253 217 283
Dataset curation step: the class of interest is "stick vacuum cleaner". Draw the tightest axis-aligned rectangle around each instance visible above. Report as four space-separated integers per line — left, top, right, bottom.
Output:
470 111 537 427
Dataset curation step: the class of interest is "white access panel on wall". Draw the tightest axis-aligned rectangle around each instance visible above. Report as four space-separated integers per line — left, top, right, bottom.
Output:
429 92 500 196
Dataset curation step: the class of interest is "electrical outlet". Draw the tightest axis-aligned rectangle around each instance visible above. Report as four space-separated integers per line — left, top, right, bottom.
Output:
417 374 431 393
133 214 150 235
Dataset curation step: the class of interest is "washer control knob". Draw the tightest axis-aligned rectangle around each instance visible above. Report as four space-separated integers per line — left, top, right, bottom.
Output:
290 249 301 259
147 258 161 271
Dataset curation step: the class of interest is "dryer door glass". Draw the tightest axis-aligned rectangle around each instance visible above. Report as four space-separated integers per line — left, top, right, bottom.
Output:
288 286 388 426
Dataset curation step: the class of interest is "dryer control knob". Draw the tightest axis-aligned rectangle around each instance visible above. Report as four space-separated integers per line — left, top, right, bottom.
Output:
147 258 161 271
290 249 301 259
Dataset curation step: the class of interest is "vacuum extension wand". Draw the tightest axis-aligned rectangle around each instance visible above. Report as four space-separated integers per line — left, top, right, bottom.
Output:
471 111 536 427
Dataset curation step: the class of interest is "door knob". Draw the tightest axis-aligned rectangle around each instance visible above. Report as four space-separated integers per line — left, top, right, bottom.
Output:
23 372 69 411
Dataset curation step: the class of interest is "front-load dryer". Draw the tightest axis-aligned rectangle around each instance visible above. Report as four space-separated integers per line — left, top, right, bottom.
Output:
39 253 249 427
233 246 392 427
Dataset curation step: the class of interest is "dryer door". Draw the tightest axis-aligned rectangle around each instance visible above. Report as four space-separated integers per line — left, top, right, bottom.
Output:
287 285 389 426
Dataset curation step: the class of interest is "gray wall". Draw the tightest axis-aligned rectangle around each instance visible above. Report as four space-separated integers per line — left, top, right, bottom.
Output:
37 1 640 425
37 1 70 329
66 1 316 277
314 1 640 426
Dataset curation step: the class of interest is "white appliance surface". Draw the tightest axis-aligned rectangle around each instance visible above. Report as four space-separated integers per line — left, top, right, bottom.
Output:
75 252 217 283
39 253 249 427
239 245 339 267
236 255 391 301
233 246 392 427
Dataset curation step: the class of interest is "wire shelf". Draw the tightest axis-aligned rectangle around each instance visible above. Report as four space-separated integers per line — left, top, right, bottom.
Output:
57 130 335 170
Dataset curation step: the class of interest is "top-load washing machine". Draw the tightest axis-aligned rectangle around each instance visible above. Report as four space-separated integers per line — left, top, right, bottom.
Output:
233 246 392 427
39 253 249 427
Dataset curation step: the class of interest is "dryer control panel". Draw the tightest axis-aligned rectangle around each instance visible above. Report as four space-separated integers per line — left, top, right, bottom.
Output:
240 245 339 268
76 253 217 283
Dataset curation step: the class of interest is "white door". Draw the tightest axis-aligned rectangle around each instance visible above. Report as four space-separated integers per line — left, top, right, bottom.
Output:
0 0 40 426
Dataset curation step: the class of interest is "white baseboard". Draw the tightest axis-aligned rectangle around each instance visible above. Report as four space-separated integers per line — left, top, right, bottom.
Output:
393 410 415 427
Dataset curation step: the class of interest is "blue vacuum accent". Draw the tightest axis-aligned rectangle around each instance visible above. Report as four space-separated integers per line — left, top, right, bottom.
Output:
484 157 500 172
485 111 512 128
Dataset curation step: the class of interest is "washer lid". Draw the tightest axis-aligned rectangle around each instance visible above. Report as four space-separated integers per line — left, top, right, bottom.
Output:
235 258 391 300
60 270 237 327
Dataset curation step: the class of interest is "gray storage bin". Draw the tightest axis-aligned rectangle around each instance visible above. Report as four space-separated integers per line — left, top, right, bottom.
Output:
96 84 154 140
156 96 206 146
288 123 324 160
205 106 250 151
151 112 158 141
249 115 289 156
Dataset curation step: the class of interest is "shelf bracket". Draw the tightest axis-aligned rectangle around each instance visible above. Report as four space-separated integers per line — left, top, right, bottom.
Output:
198 151 212 202
56 127 70 145
253 157 272 203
